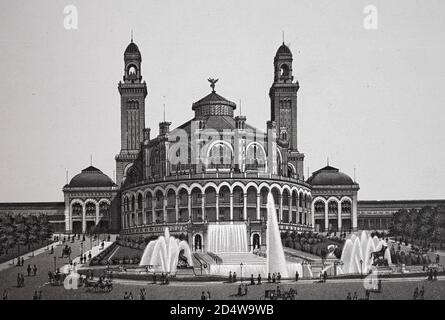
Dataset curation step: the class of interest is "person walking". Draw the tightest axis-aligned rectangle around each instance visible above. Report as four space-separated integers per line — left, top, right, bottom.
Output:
353 292 358 300
17 273 21 287
128 292 134 300
229 271 232 283
267 273 271 283
295 271 299 282
413 287 419 300
38 291 43 300
207 291 211 300
419 286 425 300
201 291 206 300
277 272 281 283
21 257 24 267
2 289 8 300
257 274 262 285
346 292 352 300
27 264 31 277
33 291 39 300
233 272 237 283
139 288 146 300
33 265 37 276
250 274 255 285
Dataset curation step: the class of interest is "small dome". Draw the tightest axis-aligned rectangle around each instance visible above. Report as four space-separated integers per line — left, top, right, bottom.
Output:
276 43 292 56
68 166 115 188
307 166 354 186
125 41 140 54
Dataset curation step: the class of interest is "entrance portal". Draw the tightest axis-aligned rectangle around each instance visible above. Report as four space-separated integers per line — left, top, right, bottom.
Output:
194 234 202 251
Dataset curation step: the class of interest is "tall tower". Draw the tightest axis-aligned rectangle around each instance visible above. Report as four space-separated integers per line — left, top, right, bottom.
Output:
269 42 304 179
115 39 148 185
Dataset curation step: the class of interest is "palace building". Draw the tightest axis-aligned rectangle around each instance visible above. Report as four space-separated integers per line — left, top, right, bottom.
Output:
1 39 443 250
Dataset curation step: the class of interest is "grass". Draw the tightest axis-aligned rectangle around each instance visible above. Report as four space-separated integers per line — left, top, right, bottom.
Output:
0 242 51 264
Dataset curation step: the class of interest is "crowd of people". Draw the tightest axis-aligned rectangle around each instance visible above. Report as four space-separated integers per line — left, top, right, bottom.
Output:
32 290 43 300
152 272 170 285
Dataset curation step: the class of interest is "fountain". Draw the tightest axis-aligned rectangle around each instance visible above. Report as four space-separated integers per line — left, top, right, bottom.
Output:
206 193 310 278
207 224 248 253
139 228 193 274
340 230 392 274
266 193 289 278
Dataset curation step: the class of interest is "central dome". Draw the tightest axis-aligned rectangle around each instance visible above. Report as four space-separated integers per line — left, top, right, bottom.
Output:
192 90 236 118
68 166 116 188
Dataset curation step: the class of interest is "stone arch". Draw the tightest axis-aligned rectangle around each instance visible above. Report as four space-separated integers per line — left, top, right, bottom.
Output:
216 181 231 193
287 163 296 177
230 181 246 193
189 183 204 194
143 188 154 198
164 184 178 195
153 186 166 197
244 181 259 193
122 163 134 183
203 182 218 193
176 183 190 195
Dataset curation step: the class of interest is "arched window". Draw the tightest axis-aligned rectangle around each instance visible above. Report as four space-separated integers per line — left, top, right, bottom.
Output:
128 65 137 76
72 203 82 216
137 194 143 210
208 142 232 169
85 202 96 216
314 201 325 214
328 200 338 214
280 64 289 77
99 202 110 216
341 200 352 214
246 143 266 170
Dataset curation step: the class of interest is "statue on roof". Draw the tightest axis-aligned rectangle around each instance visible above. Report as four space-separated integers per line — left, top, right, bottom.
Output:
207 78 218 92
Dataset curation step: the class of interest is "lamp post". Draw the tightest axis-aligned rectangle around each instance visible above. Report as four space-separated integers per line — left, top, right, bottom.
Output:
240 262 244 284
360 259 363 279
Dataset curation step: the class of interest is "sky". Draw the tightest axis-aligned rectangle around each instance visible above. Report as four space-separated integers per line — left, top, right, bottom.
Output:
0 0 444 202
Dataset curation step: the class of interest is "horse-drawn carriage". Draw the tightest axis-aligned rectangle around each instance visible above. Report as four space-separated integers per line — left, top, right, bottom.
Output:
48 271 67 286
263 288 297 300
61 245 72 258
84 279 113 293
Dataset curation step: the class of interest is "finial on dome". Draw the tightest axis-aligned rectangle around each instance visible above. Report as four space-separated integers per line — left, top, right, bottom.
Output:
131 29 133 43
282 31 285 44
327 156 329 166
207 78 218 92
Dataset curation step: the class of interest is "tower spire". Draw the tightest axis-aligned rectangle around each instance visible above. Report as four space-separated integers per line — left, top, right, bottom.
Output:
131 29 133 43
327 156 329 166
90 154 93 166
282 31 285 44
162 95 166 122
